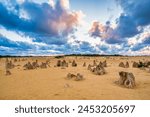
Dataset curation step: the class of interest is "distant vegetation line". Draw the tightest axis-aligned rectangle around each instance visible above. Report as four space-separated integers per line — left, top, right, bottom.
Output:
0 54 149 58
0 54 121 58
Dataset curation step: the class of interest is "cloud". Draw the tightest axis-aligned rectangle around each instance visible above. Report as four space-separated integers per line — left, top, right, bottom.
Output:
89 21 124 44
131 33 150 51
127 46 150 56
89 16 140 44
79 41 96 53
89 0 150 44
58 0 70 9
0 33 68 56
0 34 33 51
117 0 150 26
114 0 150 38
142 33 150 44
0 0 83 39
115 14 140 38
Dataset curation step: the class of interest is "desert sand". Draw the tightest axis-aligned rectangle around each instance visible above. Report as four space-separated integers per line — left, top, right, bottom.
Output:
0 56 150 100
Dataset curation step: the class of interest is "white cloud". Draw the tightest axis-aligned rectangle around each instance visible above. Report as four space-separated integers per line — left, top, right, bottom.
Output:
0 27 47 46
59 0 70 9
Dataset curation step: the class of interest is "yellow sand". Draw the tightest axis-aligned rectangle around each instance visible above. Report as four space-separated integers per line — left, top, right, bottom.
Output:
0 56 150 100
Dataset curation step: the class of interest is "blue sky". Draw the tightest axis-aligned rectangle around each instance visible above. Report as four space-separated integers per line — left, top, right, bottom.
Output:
70 0 121 23
0 0 150 56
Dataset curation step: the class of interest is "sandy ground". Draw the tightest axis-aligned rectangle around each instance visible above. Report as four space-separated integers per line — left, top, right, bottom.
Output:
0 56 150 100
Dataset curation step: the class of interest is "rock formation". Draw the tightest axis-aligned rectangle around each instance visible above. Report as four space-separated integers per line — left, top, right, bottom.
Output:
5 59 15 69
93 60 97 66
5 70 11 76
75 73 84 81
32 60 39 69
56 60 68 67
83 62 86 67
40 62 47 69
119 62 125 68
88 64 106 75
119 62 129 68
23 62 34 70
132 62 139 68
125 62 129 68
117 71 136 88
67 73 84 81
72 60 77 67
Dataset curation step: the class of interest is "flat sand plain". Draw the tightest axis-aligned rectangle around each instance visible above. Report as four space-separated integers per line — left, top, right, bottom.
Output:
0 56 150 100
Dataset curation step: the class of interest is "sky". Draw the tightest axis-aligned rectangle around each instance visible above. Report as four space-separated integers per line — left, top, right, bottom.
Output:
0 0 150 56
